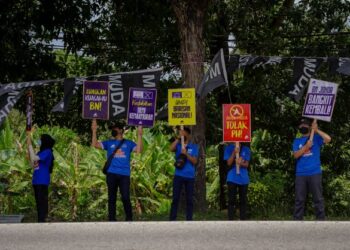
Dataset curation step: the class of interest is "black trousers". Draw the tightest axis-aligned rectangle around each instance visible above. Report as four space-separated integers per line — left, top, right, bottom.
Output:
106 173 132 221
227 182 248 220
293 173 325 220
33 185 49 223
169 175 194 221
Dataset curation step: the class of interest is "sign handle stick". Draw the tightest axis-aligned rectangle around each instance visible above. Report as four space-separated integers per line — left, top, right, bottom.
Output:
26 90 33 132
227 83 233 104
180 125 185 149
235 141 240 175
309 119 317 142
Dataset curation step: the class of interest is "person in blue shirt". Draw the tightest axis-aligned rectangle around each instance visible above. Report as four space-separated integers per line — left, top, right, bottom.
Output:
169 126 199 221
91 119 143 221
292 118 331 220
224 142 251 220
26 132 55 222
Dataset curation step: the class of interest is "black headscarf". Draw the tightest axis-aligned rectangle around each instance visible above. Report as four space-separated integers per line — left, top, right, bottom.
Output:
39 134 55 173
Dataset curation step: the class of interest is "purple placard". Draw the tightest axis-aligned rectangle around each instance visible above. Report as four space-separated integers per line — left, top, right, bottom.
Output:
302 78 338 122
82 81 109 120
303 94 335 116
127 88 157 127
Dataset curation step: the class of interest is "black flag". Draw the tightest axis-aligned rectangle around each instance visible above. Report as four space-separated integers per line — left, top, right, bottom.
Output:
0 89 25 125
288 58 323 102
197 49 228 98
51 78 83 112
51 68 162 120
0 79 58 96
337 58 350 76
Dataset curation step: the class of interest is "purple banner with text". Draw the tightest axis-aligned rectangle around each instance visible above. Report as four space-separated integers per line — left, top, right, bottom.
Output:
127 88 157 127
302 78 338 122
82 81 110 120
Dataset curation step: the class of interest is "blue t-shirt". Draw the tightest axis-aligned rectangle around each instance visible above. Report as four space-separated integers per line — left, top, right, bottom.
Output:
32 149 53 186
101 139 137 176
174 143 199 179
293 133 324 176
224 144 251 185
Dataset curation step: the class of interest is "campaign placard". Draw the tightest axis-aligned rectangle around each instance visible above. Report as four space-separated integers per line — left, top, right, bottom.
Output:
127 88 157 127
302 78 338 122
223 104 251 142
168 88 196 126
82 81 109 120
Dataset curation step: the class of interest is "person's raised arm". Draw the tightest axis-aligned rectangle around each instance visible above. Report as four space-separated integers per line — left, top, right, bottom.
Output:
181 147 198 165
293 140 312 159
170 137 179 152
312 120 331 144
26 131 39 167
91 119 102 149
135 125 143 154
226 146 239 167
237 157 249 168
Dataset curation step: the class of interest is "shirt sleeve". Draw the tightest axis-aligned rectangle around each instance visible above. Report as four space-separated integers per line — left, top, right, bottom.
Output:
315 134 324 147
38 150 51 162
242 147 251 161
101 141 108 150
223 145 233 161
129 140 137 152
292 139 299 152
192 145 199 158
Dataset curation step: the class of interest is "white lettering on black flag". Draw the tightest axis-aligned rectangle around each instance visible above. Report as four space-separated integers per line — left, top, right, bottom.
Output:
99 68 162 119
288 58 323 102
197 49 228 98
0 90 25 125
51 68 162 119
0 80 57 96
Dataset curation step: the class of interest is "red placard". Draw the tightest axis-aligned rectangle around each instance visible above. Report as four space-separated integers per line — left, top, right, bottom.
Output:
223 104 251 142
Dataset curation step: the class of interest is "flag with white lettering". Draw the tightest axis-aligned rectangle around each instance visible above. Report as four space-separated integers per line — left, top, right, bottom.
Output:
197 49 228 98
100 68 162 119
288 58 323 102
0 80 58 96
52 78 82 112
51 68 162 119
337 58 350 76
0 89 25 125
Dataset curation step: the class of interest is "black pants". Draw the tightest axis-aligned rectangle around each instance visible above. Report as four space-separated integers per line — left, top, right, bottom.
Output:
107 173 132 221
169 175 194 221
227 182 248 220
33 185 49 223
293 174 325 220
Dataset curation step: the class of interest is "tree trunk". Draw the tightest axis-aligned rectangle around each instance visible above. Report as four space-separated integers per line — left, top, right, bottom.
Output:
171 0 209 212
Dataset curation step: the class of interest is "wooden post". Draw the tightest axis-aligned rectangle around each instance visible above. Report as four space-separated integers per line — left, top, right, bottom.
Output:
309 119 317 141
180 125 185 149
235 141 240 175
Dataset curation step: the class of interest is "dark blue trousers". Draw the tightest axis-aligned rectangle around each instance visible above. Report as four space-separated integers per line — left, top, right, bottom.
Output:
227 182 248 220
293 173 325 220
33 185 49 222
106 173 132 221
169 175 194 221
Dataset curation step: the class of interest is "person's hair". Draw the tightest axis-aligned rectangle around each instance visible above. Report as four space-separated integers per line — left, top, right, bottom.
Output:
39 134 55 173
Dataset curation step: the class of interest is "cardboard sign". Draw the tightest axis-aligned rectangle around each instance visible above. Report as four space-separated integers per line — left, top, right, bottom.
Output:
82 81 110 120
302 78 338 122
168 88 196 126
223 104 251 142
127 88 157 127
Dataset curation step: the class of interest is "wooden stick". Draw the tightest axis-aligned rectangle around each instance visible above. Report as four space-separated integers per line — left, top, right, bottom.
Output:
309 119 317 142
26 90 33 132
180 125 185 150
235 141 240 175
